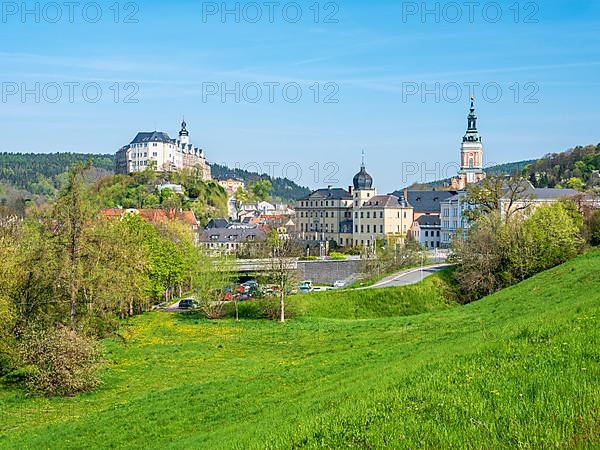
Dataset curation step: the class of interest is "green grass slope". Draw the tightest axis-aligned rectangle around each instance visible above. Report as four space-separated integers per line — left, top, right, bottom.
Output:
288 269 458 319
1 253 599 449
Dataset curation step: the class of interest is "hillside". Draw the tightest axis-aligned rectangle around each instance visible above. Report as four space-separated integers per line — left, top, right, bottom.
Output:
0 153 310 204
0 152 114 195
211 163 311 201
1 252 598 448
422 159 536 188
525 144 600 190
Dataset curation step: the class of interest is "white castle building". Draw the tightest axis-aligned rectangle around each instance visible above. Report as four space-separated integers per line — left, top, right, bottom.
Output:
116 119 211 180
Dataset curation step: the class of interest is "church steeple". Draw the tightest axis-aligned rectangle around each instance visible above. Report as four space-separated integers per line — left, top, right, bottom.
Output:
463 97 481 143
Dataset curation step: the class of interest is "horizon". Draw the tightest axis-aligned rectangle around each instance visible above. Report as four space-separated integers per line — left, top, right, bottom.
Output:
1 1 599 192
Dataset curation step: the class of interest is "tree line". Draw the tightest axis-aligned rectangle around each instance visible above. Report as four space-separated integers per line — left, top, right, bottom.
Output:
525 144 600 192
0 164 221 396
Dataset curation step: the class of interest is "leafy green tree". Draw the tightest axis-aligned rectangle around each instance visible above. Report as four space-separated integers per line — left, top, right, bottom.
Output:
566 177 585 191
250 180 273 202
51 163 95 330
453 202 584 302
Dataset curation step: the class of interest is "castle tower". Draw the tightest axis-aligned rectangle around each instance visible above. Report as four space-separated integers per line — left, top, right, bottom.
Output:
179 117 189 146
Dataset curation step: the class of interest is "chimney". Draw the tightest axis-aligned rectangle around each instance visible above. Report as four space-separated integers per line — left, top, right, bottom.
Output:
348 185 353 195
403 187 408 201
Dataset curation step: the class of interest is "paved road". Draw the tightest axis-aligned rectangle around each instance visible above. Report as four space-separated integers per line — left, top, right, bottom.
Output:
366 264 452 289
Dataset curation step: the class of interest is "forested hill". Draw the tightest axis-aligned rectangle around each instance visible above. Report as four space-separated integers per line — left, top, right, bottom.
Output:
524 144 600 190
422 159 537 188
210 163 311 201
0 153 311 202
0 152 114 195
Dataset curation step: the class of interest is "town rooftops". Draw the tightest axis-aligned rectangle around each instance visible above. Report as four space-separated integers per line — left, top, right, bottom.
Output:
206 218 230 229
302 188 352 201
416 215 441 227
100 208 198 227
361 194 411 209
198 226 266 243
392 190 458 213
130 131 173 144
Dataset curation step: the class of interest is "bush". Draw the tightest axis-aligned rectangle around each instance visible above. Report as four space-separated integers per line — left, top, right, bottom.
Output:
452 202 585 302
260 298 297 321
17 326 102 397
590 210 600 246
329 252 347 260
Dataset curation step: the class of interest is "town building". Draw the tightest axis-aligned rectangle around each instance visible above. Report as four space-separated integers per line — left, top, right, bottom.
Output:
218 178 245 193
391 188 457 221
411 215 442 249
198 222 267 256
450 97 486 190
115 119 211 180
297 159 414 249
296 187 354 246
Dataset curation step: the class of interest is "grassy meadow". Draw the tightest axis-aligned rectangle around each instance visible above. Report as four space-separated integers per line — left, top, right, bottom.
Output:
0 253 599 449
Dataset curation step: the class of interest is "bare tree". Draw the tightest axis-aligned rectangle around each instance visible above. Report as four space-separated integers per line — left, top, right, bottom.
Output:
466 174 533 223
266 230 298 323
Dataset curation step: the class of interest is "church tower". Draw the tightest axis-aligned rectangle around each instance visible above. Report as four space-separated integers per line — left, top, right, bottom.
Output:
179 118 190 146
451 97 486 190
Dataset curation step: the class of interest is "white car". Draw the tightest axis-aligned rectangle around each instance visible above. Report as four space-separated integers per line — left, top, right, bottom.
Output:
333 280 346 289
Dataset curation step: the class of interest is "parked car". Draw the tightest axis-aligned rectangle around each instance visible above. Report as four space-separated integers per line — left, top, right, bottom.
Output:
333 280 346 289
298 286 312 294
179 298 199 309
242 280 258 289
300 280 313 289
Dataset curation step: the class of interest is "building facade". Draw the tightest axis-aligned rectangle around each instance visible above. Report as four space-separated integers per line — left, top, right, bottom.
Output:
411 215 442 249
297 161 414 249
116 120 211 180
296 188 354 246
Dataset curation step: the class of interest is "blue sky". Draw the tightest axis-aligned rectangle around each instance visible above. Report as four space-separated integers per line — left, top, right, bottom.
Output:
1 0 599 192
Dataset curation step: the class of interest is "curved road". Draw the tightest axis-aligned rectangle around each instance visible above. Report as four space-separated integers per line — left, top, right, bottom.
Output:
366 264 451 289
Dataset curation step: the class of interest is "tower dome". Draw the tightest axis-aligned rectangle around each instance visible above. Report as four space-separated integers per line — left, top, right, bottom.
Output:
179 117 189 137
353 162 373 190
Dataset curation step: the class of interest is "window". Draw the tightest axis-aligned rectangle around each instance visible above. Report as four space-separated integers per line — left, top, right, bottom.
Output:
380 225 383 233
367 212 370 219
380 211 383 219
366 225 370 233
361 225 364 233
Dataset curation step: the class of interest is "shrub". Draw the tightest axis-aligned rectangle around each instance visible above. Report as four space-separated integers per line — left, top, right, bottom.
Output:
329 252 347 260
590 210 600 246
260 298 297 321
17 326 102 397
